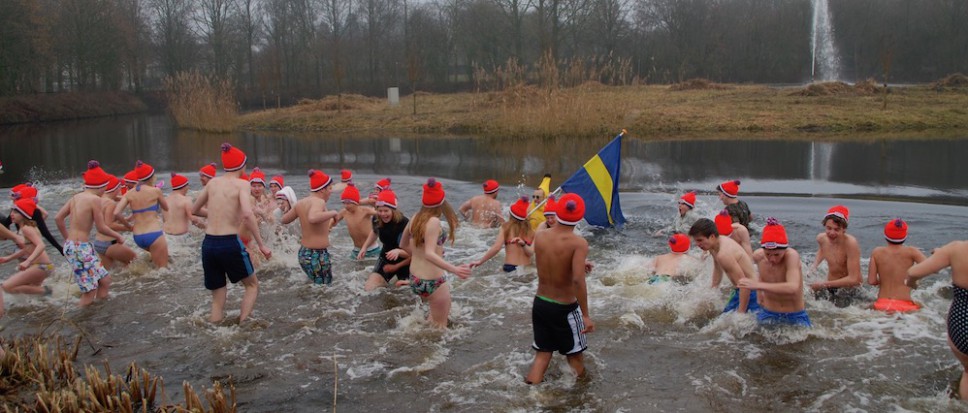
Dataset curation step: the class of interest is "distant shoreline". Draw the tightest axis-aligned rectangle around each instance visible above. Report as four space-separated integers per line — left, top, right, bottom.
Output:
0 92 149 125
237 82 968 139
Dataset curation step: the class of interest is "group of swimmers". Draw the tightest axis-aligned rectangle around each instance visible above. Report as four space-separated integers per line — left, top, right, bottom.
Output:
1 146 968 391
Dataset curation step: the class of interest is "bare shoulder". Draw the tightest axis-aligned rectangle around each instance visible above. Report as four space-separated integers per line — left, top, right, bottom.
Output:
815 232 826 243
784 248 801 262
845 234 860 247
752 248 766 261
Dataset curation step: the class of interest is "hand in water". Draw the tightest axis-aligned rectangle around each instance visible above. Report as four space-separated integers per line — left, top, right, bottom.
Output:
453 264 472 279
581 315 595 333
260 245 272 260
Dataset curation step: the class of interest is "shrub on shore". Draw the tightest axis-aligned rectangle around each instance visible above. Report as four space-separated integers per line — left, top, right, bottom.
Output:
934 73 968 90
0 335 236 412
669 78 731 91
0 92 146 124
164 71 238 133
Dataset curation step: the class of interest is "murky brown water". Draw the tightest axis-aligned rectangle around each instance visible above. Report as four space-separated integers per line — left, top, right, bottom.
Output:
1 115 968 411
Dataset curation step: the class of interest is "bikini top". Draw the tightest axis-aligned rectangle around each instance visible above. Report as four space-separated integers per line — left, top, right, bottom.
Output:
131 203 161 214
505 237 532 246
437 230 448 246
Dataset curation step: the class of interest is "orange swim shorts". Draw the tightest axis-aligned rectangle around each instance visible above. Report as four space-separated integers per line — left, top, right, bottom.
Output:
872 298 920 313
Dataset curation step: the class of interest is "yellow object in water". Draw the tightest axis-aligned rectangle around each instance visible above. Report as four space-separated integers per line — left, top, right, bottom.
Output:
529 174 552 230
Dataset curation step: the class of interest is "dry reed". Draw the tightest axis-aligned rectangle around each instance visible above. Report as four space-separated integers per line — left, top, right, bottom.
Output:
1 335 236 412
164 71 238 133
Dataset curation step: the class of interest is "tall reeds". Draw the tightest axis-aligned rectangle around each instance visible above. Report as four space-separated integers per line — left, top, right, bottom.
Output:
0 335 236 412
164 71 238 133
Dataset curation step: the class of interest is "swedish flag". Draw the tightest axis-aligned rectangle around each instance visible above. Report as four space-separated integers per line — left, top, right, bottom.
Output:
560 131 626 228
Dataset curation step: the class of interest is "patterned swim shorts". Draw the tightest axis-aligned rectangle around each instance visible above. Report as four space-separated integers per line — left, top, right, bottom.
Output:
63 240 108 293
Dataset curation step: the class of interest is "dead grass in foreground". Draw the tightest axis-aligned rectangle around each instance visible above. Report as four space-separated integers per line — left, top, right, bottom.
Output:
238 82 968 139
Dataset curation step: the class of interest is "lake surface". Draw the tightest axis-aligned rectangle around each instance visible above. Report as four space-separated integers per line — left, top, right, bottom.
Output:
1 114 968 411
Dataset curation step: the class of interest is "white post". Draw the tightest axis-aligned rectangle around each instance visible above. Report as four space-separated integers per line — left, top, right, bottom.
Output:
388 87 400 106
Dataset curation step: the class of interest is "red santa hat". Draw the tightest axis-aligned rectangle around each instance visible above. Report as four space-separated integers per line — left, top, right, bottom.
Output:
422 178 446 208
509 196 530 221
170 173 189 190
11 183 37 201
717 180 741 198
715 209 734 236
340 169 352 183
376 189 398 209
12 198 37 219
543 196 558 216
249 167 266 185
483 179 500 194
309 169 332 192
10 183 28 199
105 175 122 193
134 160 155 181
760 217 789 249
199 163 217 179
123 169 138 185
220 143 247 172
668 233 690 253
679 192 696 209
824 205 850 224
556 193 585 226
341 183 361 204
83 160 111 189
375 178 392 191
884 218 908 243
270 175 285 189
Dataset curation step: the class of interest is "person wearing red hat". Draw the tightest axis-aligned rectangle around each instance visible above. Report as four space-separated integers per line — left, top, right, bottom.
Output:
191 143 271 323
334 183 381 260
279 169 340 285
867 219 926 313
358 189 412 291
649 233 698 284
536 196 558 231
199 163 217 186
400 178 471 328
113 161 170 268
671 192 700 234
2 183 64 256
716 180 752 230
268 175 285 196
738 218 811 327
458 179 504 229
94 175 136 269
0 198 56 297
471 196 535 273
163 173 205 238
715 209 753 258
809 205 862 302
331 170 352 193
247 168 274 224
526 193 593 384
688 218 760 314
907 240 968 400
360 177 393 207
54 160 125 307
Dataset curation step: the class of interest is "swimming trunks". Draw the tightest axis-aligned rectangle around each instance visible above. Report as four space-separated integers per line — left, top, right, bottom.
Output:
814 287 859 308
531 295 587 355
92 239 118 255
34 262 55 275
409 274 446 298
352 244 381 259
373 256 408 283
756 308 812 327
201 234 253 290
63 240 109 293
299 246 333 285
503 263 518 273
723 288 760 313
949 285 968 355
873 298 920 313
648 274 672 284
133 231 164 250
130 203 160 214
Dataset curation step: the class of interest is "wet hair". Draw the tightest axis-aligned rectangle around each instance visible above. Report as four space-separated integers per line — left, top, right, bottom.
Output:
688 218 718 238
411 200 458 247
374 208 405 229
823 215 848 229
503 214 534 242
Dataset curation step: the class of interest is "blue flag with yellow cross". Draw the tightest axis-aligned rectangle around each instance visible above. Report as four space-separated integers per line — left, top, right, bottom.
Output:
560 130 626 228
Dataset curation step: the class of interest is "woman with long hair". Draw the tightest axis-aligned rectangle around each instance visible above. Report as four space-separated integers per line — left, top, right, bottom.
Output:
400 179 472 328
471 196 535 273
0 199 55 296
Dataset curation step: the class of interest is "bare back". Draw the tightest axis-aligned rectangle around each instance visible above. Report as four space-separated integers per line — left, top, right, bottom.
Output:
730 224 753 257
120 186 165 234
163 192 194 235
654 253 685 276
340 206 376 248
65 192 102 242
196 176 248 235
533 225 589 304
295 196 333 249
96 197 123 242
871 245 925 301
463 195 503 228
716 236 757 286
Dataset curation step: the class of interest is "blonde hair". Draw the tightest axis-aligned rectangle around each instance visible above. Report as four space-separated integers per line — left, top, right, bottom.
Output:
411 201 458 247
375 208 405 229
503 215 533 241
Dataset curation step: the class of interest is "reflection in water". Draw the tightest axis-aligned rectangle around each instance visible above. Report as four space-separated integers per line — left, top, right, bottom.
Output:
0 114 966 201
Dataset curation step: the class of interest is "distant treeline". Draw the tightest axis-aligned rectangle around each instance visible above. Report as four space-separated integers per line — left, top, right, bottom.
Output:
1 0 966 102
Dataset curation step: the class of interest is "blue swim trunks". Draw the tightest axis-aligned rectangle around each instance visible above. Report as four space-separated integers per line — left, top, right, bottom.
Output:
723 288 760 313
201 234 253 290
756 308 812 327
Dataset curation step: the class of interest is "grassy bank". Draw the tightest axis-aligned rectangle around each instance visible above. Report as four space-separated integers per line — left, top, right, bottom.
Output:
0 92 147 125
238 81 968 139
